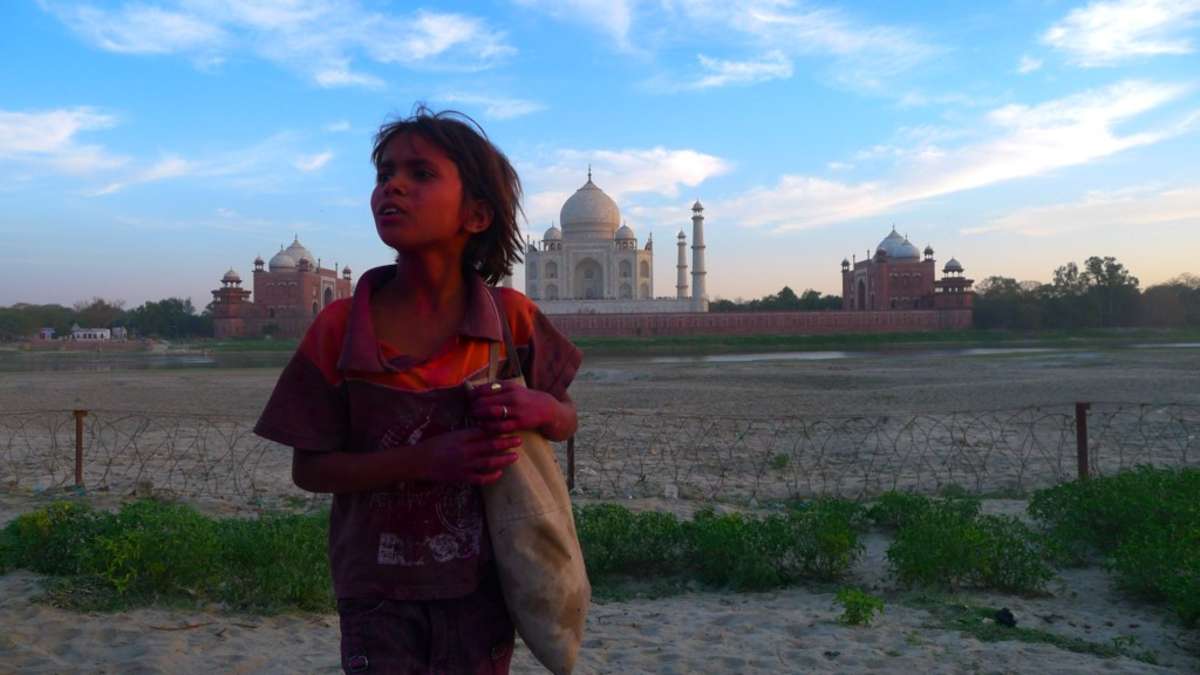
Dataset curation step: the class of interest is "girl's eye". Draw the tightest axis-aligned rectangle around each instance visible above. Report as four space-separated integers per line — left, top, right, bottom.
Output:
414 168 435 180
375 171 390 184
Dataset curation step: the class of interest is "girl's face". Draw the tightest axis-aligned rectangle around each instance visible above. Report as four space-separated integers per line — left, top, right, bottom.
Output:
371 132 487 255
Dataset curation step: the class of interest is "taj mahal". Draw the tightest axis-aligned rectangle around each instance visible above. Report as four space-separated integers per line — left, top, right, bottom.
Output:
523 172 709 314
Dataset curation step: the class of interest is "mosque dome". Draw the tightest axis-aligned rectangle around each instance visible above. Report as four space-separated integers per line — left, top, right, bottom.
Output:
284 236 317 269
253 255 264 266
943 258 964 273
268 248 296 271
615 223 636 241
222 268 241 283
560 175 620 240
923 245 934 257
876 228 921 261
543 224 563 241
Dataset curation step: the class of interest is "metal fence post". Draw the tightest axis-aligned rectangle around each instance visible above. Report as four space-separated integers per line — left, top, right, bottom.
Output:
73 409 88 488
1075 402 1090 481
567 436 575 491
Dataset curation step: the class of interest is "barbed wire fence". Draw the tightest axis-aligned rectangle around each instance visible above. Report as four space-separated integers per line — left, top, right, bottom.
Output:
1 402 1197 508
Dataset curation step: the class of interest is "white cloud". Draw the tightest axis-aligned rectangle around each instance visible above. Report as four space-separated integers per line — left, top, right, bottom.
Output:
0 107 127 174
41 1 514 87
964 185 1200 236
519 146 731 227
514 0 635 49
52 3 226 54
93 156 191 195
827 161 854 172
1043 0 1200 66
294 151 333 172
323 120 351 132
710 80 1195 231
436 94 546 119
1017 55 1043 74
687 51 793 89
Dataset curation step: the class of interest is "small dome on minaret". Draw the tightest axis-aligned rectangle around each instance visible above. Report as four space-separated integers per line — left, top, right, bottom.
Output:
692 200 704 212
222 268 241 284
943 258 964 274
841 258 850 270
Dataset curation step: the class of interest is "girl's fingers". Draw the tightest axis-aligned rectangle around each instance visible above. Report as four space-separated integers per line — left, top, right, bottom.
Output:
474 452 519 472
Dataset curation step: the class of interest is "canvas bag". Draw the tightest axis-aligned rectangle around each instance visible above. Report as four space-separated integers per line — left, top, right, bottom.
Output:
471 289 590 675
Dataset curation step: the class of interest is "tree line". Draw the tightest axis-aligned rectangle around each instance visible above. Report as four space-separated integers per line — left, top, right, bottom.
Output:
710 286 843 313
0 297 213 341
974 256 1200 330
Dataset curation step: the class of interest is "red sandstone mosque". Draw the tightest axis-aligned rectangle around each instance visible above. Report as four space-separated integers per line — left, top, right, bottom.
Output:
841 228 973 312
211 236 352 339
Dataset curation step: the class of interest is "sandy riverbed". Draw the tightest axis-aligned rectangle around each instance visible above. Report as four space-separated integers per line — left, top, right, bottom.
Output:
1 346 1198 672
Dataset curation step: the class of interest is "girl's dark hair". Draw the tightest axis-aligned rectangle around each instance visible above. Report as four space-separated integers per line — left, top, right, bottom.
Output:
372 105 524 285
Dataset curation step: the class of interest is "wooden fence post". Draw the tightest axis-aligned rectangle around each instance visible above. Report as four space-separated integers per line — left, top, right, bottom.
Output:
73 409 88 488
567 436 576 491
1075 402 1090 481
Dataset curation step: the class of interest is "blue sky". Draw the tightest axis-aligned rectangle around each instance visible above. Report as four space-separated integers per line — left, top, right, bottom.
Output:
2 0 1198 307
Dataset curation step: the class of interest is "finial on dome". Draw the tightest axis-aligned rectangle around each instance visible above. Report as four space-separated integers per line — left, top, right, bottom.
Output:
587 164 592 182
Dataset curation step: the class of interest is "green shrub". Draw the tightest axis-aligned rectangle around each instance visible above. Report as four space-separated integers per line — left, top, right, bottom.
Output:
574 504 686 578
867 491 980 530
0 501 108 576
1029 467 1200 626
0 499 331 612
887 502 1052 593
835 586 884 626
575 500 864 593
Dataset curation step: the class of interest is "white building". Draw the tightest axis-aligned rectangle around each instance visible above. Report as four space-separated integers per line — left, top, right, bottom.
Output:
524 172 708 314
70 324 111 341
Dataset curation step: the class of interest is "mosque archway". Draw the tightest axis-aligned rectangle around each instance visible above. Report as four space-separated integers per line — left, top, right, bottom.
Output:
639 282 649 299
545 261 558 279
619 283 632 299
323 287 333 307
856 280 866 311
574 258 603 299
619 260 632 278
546 284 559 300
639 260 649 278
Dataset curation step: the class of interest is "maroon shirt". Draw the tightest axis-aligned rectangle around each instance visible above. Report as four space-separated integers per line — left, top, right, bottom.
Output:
254 265 582 600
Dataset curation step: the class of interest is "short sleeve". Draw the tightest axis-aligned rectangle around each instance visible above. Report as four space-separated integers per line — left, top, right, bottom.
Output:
253 304 350 451
518 304 583 402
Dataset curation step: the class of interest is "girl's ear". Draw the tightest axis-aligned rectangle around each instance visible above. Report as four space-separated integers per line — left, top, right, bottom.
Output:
461 198 493 235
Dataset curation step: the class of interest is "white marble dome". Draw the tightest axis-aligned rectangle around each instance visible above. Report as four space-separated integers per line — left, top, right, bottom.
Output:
268 249 296 271
944 257 964 273
560 176 620 240
615 223 636 240
284 236 316 268
543 224 563 240
876 228 921 261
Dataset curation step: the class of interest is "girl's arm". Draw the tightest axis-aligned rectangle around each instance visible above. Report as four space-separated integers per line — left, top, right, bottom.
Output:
292 428 522 494
468 385 579 441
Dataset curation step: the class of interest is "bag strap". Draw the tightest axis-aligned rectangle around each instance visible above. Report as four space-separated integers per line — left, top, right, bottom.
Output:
484 286 524 383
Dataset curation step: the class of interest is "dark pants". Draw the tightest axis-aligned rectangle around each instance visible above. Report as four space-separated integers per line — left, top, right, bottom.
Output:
337 573 515 674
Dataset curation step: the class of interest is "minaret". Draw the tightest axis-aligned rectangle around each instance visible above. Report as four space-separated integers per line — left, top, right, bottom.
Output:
690 200 707 311
676 229 689 299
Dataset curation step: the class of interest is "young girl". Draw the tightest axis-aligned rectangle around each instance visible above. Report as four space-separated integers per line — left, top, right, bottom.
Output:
254 107 582 674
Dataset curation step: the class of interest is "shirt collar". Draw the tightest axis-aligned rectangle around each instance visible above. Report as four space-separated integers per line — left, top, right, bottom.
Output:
337 264 504 373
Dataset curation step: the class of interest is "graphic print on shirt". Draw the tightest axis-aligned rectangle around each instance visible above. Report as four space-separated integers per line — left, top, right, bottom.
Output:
370 401 483 567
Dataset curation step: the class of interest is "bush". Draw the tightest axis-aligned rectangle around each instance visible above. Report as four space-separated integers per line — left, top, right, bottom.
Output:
835 587 884 626
1030 467 1200 626
0 499 331 612
575 500 864 592
886 502 1053 593
867 491 980 530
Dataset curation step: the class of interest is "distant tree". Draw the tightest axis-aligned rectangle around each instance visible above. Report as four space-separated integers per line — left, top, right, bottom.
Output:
73 297 126 329
126 298 213 338
710 286 840 312
1080 256 1140 327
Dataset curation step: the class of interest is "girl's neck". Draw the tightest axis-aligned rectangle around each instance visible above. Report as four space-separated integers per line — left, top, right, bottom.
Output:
389 250 468 312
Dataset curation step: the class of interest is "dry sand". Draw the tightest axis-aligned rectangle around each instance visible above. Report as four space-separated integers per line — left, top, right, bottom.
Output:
1 346 1199 673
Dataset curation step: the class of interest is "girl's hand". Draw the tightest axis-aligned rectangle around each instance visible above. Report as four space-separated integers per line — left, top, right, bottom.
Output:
401 428 521 485
468 381 555 435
